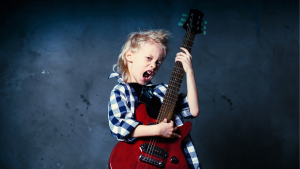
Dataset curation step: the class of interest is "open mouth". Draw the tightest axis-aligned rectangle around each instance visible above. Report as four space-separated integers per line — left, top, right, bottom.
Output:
143 70 153 81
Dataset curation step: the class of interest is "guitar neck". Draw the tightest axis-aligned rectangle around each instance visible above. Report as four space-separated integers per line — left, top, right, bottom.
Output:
156 32 196 123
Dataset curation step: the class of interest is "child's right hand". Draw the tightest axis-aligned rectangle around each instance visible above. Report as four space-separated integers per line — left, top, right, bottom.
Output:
157 118 181 138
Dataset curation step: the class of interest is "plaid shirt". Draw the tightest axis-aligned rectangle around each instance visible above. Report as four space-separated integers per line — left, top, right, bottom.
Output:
108 72 201 169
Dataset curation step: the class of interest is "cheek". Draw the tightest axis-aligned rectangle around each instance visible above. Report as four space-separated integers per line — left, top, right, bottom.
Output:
154 67 160 74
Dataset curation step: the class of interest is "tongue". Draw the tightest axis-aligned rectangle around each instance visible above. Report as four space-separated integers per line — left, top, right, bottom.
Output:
143 72 149 77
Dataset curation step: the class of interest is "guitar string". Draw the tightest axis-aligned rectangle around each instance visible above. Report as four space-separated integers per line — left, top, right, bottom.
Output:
142 17 195 167
144 18 194 165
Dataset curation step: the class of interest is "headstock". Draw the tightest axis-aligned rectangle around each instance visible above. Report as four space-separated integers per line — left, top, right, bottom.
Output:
178 9 207 35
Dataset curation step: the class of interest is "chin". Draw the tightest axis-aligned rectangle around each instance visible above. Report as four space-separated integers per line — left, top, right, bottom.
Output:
139 82 147 86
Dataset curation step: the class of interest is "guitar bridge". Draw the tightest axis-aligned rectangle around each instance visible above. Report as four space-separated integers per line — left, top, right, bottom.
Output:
139 154 163 168
140 143 169 159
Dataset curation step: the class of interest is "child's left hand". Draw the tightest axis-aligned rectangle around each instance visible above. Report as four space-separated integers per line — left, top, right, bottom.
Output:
175 47 194 74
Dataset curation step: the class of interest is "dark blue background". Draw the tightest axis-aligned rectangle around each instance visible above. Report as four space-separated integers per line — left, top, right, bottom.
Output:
0 0 298 168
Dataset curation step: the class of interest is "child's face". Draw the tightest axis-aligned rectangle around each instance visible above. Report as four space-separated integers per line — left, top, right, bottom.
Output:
126 42 165 85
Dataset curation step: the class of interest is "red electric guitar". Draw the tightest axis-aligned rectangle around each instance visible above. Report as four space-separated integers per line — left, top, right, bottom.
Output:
109 9 206 169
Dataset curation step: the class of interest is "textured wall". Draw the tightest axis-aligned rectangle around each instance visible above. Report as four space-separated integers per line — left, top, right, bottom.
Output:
0 0 298 168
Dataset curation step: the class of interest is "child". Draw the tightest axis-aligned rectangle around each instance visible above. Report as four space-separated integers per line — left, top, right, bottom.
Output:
108 29 201 169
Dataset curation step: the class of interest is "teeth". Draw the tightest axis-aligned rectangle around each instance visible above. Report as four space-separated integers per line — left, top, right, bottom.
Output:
144 70 152 80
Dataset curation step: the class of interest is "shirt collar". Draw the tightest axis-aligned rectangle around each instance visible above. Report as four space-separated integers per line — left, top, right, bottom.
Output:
108 72 125 84
108 72 154 86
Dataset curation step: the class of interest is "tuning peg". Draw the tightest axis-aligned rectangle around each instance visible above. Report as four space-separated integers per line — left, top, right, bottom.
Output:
182 13 187 17
202 26 206 30
201 31 206 35
178 22 183 26
202 20 207 24
181 18 186 22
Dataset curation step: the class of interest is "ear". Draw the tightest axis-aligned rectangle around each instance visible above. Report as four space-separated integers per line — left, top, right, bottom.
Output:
125 50 134 63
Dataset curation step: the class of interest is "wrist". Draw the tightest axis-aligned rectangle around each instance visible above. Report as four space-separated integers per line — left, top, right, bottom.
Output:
186 69 194 76
156 124 162 136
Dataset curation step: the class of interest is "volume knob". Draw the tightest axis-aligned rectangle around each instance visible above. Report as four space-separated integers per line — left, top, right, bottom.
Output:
170 156 179 164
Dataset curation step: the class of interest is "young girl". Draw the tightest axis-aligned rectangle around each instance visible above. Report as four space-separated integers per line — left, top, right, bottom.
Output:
108 29 201 169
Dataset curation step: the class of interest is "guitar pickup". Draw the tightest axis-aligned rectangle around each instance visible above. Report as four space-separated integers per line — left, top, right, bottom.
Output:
140 143 169 159
139 154 164 168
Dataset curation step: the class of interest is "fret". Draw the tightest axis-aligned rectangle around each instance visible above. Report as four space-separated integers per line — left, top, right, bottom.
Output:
164 101 176 110
182 39 194 47
175 67 184 73
185 34 192 41
182 33 195 53
183 33 195 42
163 100 176 108
183 38 194 42
165 92 177 100
187 32 195 39
169 85 179 92
167 87 179 93
170 80 181 87
168 86 180 93
173 71 184 77
159 109 172 118
170 76 183 84
170 78 181 84
174 68 184 75
175 66 185 72
167 88 179 96
182 45 192 49
175 62 183 69
162 100 176 109
162 96 174 106
164 94 177 104
159 111 172 119
169 84 181 91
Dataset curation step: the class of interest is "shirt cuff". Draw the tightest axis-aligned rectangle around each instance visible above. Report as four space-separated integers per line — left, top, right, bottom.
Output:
178 93 194 118
114 119 143 142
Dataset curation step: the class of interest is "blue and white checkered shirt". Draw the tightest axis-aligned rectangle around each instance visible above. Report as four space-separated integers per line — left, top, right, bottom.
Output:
108 72 201 169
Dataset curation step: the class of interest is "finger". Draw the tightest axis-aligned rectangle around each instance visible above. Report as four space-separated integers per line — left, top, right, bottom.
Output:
175 56 190 64
172 132 181 138
176 52 189 57
169 120 174 126
180 47 191 56
179 48 192 59
175 55 188 61
176 54 191 62
173 126 179 131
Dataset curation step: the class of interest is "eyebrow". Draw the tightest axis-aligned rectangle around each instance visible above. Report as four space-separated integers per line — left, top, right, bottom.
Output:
147 54 163 62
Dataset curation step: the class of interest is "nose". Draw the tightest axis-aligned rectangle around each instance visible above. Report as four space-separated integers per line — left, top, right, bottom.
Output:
150 61 156 69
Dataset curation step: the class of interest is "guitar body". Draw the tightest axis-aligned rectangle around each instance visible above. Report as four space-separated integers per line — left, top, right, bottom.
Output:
109 104 192 169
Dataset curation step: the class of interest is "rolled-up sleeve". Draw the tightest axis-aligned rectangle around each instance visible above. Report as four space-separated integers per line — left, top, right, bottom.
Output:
176 93 194 118
108 85 142 142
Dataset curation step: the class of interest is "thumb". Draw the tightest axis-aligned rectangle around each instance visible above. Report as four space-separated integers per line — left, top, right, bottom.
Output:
163 118 168 123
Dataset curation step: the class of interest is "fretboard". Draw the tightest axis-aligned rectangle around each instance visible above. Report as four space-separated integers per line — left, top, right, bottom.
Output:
156 32 196 123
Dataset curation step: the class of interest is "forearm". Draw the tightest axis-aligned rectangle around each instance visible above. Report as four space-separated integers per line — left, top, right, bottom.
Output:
186 70 199 117
129 119 181 138
129 124 159 137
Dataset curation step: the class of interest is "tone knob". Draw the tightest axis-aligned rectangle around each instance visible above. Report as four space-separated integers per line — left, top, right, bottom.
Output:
170 156 179 164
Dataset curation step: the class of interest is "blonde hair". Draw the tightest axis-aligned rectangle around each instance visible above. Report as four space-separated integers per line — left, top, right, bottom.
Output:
113 29 172 82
